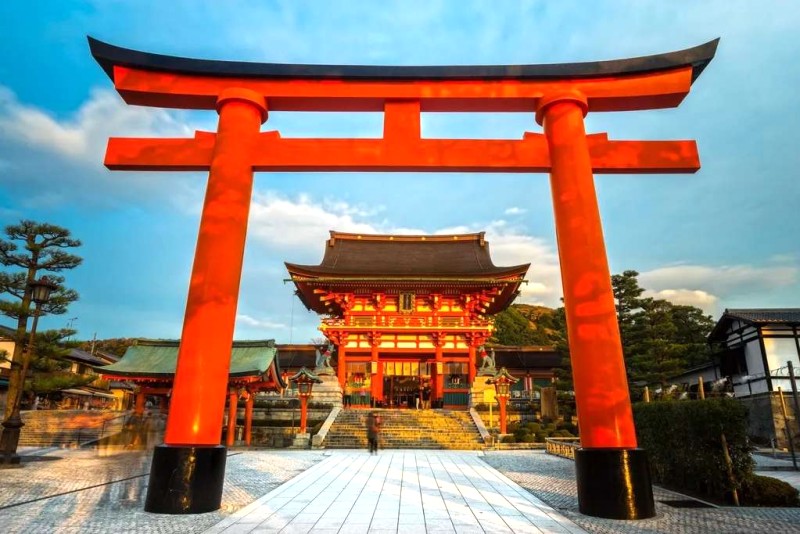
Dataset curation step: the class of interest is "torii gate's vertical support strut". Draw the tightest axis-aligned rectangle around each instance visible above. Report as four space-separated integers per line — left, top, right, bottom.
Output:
538 91 654 519
144 88 267 514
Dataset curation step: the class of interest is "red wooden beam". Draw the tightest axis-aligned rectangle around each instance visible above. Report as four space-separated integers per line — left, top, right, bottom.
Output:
106 132 699 173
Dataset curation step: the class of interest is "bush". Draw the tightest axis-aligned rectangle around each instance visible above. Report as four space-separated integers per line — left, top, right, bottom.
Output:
634 398 754 504
742 475 800 507
525 422 542 433
501 435 516 443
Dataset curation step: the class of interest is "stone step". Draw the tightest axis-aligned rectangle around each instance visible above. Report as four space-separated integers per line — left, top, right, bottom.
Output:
323 409 484 450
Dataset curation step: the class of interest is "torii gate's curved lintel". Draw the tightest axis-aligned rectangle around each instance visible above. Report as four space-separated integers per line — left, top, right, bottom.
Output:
91 37 718 519
88 36 717 112
89 36 717 82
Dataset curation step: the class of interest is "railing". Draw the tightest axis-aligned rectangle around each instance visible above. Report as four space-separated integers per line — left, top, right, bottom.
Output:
545 437 580 460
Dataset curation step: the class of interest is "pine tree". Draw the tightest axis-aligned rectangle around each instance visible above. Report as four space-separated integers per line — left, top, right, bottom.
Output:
0 220 82 419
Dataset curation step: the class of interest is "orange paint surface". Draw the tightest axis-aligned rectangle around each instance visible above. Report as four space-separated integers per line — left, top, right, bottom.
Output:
163 90 266 446
111 65 693 112
105 129 698 174
542 94 637 449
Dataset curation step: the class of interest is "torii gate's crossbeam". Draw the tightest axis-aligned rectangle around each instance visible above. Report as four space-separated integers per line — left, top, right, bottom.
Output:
105 131 699 173
90 36 718 519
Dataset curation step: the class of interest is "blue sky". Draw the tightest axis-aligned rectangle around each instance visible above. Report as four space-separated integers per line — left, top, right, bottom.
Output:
0 1 798 343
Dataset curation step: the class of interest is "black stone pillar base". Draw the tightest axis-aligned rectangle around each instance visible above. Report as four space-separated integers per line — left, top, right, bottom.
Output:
144 444 226 514
575 447 655 520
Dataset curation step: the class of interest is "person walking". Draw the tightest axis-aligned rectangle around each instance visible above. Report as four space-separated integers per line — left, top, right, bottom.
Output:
344 383 352 408
422 384 431 409
367 411 382 454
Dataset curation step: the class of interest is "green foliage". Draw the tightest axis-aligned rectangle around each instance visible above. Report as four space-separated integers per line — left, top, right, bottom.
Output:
634 398 754 503
29 372 94 394
504 419 575 443
612 271 714 387
76 338 137 358
0 220 82 319
741 474 800 507
490 305 553 346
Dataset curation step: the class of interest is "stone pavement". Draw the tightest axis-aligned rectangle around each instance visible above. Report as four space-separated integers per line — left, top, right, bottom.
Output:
206 450 584 534
483 450 800 534
3 446 800 533
0 446 324 533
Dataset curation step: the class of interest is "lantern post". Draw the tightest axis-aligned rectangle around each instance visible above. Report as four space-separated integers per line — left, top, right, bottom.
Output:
290 368 322 435
487 368 517 435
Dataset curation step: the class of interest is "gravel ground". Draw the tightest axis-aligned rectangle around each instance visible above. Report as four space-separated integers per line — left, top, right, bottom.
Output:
0 447 325 534
481 450 800 534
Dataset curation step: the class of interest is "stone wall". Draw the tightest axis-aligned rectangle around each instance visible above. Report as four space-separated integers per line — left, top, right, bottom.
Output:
738 392 800 449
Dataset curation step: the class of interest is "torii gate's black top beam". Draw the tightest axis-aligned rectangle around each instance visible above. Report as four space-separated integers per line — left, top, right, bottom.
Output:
89 36 718 83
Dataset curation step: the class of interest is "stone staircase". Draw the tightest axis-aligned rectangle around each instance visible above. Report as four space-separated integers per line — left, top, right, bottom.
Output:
323 409 484 450
17 410 127 447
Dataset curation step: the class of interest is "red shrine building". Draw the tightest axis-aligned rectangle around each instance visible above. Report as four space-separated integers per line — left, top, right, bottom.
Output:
286 231 529 409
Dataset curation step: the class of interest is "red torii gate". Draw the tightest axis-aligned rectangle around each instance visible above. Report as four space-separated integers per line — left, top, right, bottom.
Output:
90 37 717 518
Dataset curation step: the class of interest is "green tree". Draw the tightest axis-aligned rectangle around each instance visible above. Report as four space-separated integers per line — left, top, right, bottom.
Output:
610 271 715 387
611 269 645 359
490 305 551 345
0 221 82 419
76 337 137 358
28 328 94 394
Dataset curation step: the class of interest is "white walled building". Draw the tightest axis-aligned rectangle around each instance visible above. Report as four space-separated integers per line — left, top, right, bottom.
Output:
709 309 800 447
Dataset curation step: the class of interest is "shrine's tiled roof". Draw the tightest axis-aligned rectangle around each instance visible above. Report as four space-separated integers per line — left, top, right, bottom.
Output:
724 309 800 324
96 339 278 378
286 231 529 279
708 308 800 342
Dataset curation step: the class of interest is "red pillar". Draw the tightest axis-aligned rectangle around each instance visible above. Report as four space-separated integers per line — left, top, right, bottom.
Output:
538 90 636 449
434 344 444 403
468 345 476 386
226 390 237 447
244 392 254 446
499 397 508 434
337 345 347 388
371 343 382 403
134 390 146 417
163 88 266 447
299 397 308 434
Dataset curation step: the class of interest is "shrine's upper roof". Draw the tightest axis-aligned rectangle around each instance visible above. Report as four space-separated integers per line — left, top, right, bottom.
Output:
95 339 280 380
89 36 718 83
286 231 529 280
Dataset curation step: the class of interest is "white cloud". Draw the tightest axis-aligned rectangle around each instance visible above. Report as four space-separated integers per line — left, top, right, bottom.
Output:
236 314 287 330
639 264 797 297
0 86 191 163
248 192 381 251
643 289 719 315
504 207 526 215
0 86 203 208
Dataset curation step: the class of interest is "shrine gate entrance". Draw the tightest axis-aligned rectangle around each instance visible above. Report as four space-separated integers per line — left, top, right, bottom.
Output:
90 36 718 519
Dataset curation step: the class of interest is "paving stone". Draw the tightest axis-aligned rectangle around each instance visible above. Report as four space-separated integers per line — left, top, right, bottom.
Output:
482 449 800 534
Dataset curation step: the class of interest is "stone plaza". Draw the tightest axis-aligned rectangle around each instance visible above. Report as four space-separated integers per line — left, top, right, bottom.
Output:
2 446 799 533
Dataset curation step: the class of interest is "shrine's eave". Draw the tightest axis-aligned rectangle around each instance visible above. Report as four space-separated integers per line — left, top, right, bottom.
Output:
89 37 718 83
